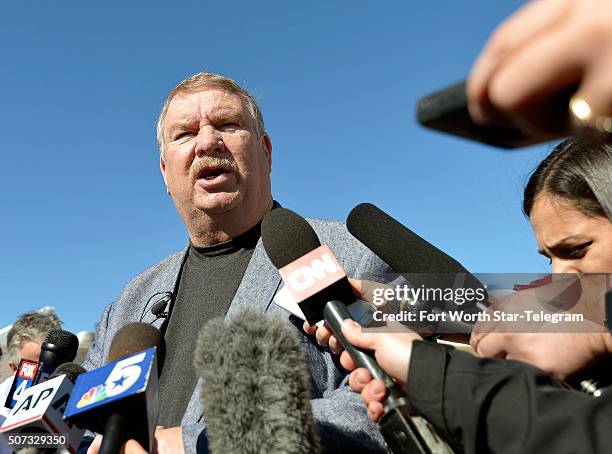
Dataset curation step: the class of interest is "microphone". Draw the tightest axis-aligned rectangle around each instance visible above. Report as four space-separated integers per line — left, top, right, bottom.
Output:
64 323 164 454
261 208 454 454
0 370 87 453
37 330 80 382
150 300 169 320
194 307 319 454
4 360 41 410
347 203 488 334
4 330 79 411
49 363 87 383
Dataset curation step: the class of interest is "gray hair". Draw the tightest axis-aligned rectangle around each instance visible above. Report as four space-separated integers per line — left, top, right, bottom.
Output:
7 310 62 366
156 72 265 157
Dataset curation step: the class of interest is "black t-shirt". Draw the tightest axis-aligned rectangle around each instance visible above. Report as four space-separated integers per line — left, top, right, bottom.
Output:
157 223 261 427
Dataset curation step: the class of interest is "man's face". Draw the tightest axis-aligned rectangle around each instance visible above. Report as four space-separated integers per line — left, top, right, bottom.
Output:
8 341 42 373
160 89 272 223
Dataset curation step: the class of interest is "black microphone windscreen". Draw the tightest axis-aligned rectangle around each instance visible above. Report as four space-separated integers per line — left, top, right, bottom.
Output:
150 300 168 317
261 208 321 268
347 203 469 274
107 323 165 371
49 362 86 382
39 330 79 368
194 308 319 454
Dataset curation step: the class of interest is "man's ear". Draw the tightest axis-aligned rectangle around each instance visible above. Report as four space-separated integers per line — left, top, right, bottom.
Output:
160 152 171 195
262 133 272 172
8 362 17 373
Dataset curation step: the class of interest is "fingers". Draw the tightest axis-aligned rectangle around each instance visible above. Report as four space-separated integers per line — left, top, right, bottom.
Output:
361 379 387 406
340 350 357 371
367 401 385 423
124 440 148 454
303 321 317 335
341 319 377 351
467 0 572 123
87 435 102 454
348 368 373 393
474 332 509 359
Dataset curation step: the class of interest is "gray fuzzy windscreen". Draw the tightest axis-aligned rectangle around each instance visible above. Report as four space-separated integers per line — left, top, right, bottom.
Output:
194 307 319 454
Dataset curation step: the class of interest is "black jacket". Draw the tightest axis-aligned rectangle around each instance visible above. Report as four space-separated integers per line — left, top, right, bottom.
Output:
407 341 612 453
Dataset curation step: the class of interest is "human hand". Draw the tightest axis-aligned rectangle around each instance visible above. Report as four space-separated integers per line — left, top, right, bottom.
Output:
303 278 391 353
338 319 422 422
467 0 612 137
470 274 610 380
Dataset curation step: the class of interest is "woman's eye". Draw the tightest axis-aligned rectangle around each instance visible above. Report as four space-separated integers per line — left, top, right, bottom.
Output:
562 242 592 259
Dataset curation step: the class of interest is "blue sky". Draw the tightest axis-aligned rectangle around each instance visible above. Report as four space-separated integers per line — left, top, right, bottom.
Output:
1 0 554 333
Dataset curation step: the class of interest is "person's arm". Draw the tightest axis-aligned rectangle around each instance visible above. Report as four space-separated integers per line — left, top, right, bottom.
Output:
341 320 612 454
407 341 612 454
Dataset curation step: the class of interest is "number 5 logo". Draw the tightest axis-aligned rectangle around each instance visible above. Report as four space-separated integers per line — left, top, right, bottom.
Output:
104 352 145 397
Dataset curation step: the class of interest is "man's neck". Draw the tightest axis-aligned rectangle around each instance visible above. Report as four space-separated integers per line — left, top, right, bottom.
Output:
186 198 273 247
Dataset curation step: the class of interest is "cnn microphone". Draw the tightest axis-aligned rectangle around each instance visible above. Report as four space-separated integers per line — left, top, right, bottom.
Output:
64 323 164 454
261 208 453 454
194 307 319 454
0 367 87 453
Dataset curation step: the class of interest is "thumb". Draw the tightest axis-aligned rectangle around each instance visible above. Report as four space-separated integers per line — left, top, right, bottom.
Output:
341 319 377 351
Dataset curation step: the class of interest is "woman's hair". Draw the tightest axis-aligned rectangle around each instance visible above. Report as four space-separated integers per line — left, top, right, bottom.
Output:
523 138 612 221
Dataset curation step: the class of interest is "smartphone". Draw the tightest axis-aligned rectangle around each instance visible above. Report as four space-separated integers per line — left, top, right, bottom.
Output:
416 81 542 149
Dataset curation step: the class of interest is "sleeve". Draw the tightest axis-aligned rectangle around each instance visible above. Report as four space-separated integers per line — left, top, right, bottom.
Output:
407 341 612 454
81 303 113 371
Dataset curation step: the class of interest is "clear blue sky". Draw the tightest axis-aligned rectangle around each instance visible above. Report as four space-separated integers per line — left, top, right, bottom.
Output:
1 0 554 333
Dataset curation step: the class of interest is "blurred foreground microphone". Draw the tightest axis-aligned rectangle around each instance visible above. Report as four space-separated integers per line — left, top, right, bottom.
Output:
261 208 453 454
4 330 79 410
347 203 488 334
0 364 87 453
194 307 319 454
64 323 164 454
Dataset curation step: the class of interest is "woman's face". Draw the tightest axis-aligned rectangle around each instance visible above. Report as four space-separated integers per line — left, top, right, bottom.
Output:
530 193 612 273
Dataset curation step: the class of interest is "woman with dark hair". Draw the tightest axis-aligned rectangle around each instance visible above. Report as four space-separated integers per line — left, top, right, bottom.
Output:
523 138 612 273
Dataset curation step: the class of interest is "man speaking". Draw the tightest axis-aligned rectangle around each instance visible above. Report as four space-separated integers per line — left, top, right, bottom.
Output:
82 72 395 453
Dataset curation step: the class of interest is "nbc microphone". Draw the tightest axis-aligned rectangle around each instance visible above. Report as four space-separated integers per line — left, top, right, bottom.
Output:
64 323 164 454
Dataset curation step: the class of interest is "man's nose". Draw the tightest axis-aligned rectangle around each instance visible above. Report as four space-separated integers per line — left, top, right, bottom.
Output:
195 126 225 157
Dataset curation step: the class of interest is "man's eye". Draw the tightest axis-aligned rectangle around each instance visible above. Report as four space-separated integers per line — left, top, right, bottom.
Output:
219 123 240 131
174 132 194 141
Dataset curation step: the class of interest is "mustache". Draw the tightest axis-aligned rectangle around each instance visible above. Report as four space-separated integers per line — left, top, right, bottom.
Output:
191 156 239 180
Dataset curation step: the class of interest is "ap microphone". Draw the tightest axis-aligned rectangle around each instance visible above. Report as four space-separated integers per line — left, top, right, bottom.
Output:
261 208 453 454
64 323 164 454
0 372 87 453
4 330 79 411
194 307 319 454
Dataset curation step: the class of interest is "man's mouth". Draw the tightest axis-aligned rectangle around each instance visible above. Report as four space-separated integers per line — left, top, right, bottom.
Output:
198 166 230 181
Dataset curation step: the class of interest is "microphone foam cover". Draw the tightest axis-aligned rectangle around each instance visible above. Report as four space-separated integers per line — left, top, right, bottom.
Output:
49 362 87 382
261 208 321 269
347 203 468 274
107 323 165 371
194 307 319 454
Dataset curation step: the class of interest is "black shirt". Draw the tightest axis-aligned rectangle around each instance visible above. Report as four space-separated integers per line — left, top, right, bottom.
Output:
157 223 261 427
